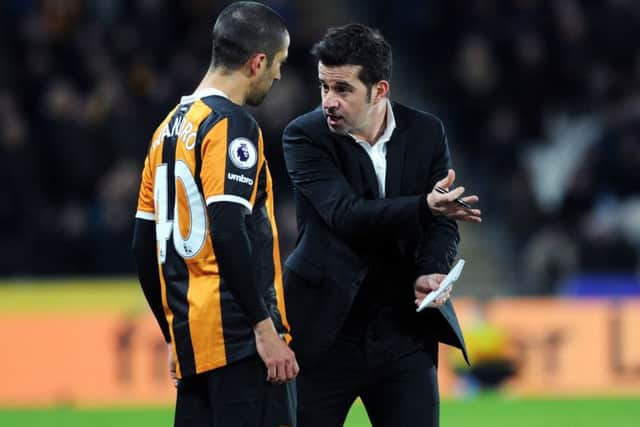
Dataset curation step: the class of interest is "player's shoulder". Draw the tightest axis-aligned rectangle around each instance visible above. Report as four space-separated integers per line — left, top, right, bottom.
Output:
200 95 259 131
391 101 445 138
153 105 180 134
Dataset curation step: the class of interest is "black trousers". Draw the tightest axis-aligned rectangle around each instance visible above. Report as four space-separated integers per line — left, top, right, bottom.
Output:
297 338 439 427
174 354 297 427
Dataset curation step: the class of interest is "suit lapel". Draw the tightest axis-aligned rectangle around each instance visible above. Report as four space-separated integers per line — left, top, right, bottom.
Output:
358 145 380 199
335 133 380 199
385 136 405 198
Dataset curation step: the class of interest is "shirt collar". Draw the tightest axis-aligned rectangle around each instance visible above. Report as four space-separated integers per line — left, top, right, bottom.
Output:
180 87 230 104
349 99 396 146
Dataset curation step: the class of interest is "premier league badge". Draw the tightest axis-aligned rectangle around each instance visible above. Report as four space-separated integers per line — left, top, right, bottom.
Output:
228 137 258 170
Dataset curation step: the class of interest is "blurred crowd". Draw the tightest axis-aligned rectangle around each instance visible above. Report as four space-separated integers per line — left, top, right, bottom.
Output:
1 0 638 293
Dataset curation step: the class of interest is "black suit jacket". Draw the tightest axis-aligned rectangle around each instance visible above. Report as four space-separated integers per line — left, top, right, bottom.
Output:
282 102 468 367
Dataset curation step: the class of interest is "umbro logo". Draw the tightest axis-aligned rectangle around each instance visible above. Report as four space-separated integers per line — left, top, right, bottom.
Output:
227 172 254 186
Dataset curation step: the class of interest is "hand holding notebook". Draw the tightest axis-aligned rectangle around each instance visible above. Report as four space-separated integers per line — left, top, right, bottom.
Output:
416 259 465 312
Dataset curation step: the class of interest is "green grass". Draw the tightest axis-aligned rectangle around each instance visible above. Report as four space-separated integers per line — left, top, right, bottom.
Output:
438 395 640 427
0 406 173 427
2 395 639 427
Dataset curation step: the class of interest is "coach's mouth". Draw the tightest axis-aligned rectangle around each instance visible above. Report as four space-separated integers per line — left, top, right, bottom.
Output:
326 114 342 126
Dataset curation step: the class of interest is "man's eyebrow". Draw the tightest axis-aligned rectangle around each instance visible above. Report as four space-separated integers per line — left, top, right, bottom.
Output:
318 79 354 88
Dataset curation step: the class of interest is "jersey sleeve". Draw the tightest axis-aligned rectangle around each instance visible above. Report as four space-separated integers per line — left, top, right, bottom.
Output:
200 112 264 214
135 154 155 221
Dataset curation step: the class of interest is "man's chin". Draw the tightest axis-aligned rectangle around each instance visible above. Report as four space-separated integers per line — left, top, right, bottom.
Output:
328 125 346 134
246 93 267 106
326 121 347 135
246 86 271 106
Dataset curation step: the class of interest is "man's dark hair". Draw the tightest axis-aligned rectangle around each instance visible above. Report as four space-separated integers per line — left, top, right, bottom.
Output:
311 24 392 89
211 2 288 71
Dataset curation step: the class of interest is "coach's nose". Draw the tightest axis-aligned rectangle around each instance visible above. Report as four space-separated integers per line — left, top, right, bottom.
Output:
322 92 339 111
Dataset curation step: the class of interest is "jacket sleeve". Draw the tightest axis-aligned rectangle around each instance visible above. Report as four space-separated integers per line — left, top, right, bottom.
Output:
283 120 430 243
415 125 460 276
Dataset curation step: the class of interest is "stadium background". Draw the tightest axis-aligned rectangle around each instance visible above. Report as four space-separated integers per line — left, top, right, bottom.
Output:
1 0 639 426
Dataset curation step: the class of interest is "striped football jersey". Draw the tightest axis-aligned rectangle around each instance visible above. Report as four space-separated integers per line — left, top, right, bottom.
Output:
135 88 289 378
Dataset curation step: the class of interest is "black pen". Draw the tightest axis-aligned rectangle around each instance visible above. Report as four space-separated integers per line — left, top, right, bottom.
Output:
435 186 472 209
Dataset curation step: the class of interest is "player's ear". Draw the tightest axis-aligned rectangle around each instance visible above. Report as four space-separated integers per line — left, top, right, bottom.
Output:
245 53 267 77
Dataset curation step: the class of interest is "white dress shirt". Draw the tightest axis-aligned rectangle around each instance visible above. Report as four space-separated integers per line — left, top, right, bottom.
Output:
348 100 396 197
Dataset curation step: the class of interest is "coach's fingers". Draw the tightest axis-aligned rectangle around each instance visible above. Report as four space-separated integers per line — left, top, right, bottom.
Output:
456 213 482 223
449 206 482 223
414 283 431 296
430 295 446 308
461 195 479 205
446 186 466 202
432 286 453 307
415 274 444 293
435 169 456 190
430 186 465 209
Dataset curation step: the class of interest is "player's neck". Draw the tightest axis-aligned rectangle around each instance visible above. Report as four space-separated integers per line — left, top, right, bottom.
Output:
194 69 249 106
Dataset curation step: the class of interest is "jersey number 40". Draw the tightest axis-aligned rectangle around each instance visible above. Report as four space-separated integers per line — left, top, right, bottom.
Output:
154 162 207 264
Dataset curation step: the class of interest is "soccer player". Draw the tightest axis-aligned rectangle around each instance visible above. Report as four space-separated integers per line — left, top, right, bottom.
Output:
131 3 297 426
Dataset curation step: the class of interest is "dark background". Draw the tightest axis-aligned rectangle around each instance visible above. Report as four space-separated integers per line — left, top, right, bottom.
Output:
1 0 638 295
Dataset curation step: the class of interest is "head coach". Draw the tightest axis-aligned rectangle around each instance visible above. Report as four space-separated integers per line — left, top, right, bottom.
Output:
282 23 481 427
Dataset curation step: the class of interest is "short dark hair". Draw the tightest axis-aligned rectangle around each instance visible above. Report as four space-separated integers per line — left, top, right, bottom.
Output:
311 24 392 88
210 2 288 71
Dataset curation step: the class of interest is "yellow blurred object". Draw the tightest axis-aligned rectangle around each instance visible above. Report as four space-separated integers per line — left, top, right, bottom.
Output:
450 321 511 370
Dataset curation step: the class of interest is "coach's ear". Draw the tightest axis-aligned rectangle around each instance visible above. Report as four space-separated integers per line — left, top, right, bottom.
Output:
371 80 389 104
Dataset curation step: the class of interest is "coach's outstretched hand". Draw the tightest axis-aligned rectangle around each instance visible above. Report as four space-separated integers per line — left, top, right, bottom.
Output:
254 318 299 384
427 169 482 223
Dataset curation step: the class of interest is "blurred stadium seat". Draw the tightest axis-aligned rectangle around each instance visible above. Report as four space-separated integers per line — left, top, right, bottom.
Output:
560 273 640 298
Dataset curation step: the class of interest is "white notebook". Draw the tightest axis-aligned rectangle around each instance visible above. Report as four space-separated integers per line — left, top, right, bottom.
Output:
416 259 465 312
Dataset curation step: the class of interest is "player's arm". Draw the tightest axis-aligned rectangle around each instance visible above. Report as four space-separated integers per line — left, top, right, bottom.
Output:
201 114 298 382
132 217 171 343
283 120 429 242
208 201 298 382
208 201 269 325
131 155 171 343
201 113 270 325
